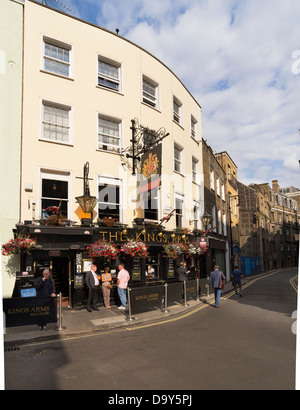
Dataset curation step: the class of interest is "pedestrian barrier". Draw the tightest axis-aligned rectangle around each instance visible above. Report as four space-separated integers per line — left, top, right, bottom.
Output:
127 279 201 319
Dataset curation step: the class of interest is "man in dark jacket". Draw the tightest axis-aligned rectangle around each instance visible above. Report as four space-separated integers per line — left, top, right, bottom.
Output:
85 263 100 312
35 269 56 330
206 265 226 308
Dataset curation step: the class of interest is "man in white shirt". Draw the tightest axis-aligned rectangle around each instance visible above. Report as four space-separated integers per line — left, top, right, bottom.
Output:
117 263 130 310
85 263 100 312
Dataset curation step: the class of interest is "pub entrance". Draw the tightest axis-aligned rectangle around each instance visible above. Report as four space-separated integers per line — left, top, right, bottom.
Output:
145 246 162 280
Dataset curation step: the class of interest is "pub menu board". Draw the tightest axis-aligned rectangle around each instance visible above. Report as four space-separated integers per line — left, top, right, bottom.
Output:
132 257 141 281
168 258 175 278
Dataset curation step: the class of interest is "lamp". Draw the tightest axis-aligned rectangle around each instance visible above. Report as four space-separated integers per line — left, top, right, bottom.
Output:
201 211 212 230
76 162 97 226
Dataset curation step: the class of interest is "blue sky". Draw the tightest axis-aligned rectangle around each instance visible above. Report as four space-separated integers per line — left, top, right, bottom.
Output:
55 0 299 188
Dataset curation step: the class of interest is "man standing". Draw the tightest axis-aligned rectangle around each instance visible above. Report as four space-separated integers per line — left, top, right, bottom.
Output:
117 263 130 310
205 265 226 308
231 266 243 297
35 268 56 330
85 263 100 312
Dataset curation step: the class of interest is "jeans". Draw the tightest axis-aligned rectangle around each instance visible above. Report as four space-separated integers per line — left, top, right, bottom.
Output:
117 287 127 307
214 288 222 307
234 281 242 295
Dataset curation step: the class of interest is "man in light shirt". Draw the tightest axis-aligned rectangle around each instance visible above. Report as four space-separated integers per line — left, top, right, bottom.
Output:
85 263 100 312
117 263 130 310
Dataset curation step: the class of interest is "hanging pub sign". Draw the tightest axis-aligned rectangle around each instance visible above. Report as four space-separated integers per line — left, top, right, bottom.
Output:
199 237 209 247
140 144 162 193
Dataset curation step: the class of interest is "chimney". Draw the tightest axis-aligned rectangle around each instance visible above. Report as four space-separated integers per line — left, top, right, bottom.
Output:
272 180 279 193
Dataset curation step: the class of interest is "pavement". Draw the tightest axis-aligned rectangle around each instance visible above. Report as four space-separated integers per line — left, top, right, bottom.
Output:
2 276 257 347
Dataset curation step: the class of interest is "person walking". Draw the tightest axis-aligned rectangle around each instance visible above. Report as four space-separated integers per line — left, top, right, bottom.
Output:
35 268 56 330
117 263 130 310
206 265 226 308
85 263 100 312
101 266 112 308
231 266 243 297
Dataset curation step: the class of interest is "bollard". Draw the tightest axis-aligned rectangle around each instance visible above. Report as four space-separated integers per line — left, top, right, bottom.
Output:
163 283 169 313
125 288 135 321
196 278 200 301
183 280 189 307
206 277 210 297
56 293 66 331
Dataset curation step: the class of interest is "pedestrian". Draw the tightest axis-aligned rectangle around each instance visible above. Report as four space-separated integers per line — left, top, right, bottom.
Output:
231 266 243 297
117 263 130 310
205 265 226 308
101 266 112 308
35 268 56 330
85 263 100 312
177 262 190 281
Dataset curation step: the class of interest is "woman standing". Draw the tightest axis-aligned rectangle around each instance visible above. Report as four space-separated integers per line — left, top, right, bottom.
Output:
101 266 112 308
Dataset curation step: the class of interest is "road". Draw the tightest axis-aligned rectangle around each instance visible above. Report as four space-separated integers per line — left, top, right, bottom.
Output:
4 268 298 391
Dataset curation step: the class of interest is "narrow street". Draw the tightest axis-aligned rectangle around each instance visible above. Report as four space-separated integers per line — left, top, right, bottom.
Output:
4 268 297 391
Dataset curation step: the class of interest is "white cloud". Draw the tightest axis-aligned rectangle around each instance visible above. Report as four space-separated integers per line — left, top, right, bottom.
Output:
71 0 300 188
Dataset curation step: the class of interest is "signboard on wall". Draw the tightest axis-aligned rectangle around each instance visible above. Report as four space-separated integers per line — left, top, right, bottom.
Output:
140 144 162 193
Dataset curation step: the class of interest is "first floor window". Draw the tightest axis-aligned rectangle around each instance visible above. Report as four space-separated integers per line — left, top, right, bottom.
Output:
40 170 70 219
174 144 183 173
175 196 184 228
98 116 121 153
98 176 122 221
42 101 71 144
98 57 121 92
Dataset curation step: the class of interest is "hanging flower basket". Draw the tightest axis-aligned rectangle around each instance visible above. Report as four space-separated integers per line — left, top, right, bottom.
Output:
162 242 187 259
86 240 119 259
1 235 37 256
120 239 148 258
186 242 208 257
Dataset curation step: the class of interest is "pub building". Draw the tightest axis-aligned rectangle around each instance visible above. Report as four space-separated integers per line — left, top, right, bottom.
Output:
14 222 207 310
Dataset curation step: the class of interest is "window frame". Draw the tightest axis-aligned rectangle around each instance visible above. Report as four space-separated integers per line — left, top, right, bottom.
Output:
97 114 122 153
173 96 183 126
174 143 184 174
42 36 72 78
40 99 72 145
142 75 159 109
97 55 122 93
98 175 123 223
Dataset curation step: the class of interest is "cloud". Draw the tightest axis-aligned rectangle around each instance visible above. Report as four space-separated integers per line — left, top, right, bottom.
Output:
70 0 300 188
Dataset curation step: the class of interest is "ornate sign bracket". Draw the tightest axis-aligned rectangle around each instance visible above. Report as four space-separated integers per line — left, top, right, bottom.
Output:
120 118 169 175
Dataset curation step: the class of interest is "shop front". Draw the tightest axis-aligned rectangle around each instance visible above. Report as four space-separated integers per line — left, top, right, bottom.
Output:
14 223 206 309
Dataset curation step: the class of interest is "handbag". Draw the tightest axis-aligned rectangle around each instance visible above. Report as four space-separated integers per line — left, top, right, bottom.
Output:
219 272 225 290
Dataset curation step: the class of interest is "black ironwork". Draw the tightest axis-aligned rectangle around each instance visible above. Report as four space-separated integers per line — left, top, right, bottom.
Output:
121 118 169 175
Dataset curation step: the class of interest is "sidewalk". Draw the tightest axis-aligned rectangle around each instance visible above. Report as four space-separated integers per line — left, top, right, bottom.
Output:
3 278 245 347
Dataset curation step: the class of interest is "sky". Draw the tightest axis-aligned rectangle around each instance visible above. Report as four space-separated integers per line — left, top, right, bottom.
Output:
55 0 299 189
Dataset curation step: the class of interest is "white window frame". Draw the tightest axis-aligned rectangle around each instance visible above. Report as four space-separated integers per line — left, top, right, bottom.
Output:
97 114 122 153
175 193 184 228
39 168 71 219
191 115 198 140
98 175 123 223
210 168 215 191
173 96 183 126
97 55 122 93
42 36 72 78
40 99 73 145
142 75 159 109
174 143 184 174
192 157 199 184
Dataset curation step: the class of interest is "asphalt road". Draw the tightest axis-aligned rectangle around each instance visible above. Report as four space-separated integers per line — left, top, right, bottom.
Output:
4 268 298 391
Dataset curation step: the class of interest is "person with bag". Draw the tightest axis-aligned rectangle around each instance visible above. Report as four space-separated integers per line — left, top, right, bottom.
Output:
101 266 112 308
205 265 226 308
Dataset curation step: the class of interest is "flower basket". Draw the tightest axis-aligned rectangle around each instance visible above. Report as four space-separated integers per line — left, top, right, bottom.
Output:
120 239 148 258
186 242 208 257
100 217 118 227
86 240 119 259
46 214 67 226
1 235 37 256
162 243 187 259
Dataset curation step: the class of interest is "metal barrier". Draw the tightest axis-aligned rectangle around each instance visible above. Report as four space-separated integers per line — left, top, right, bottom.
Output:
55 293 66 331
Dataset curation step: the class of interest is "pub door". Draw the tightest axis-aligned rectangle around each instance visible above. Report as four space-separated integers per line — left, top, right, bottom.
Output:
51 257 71 300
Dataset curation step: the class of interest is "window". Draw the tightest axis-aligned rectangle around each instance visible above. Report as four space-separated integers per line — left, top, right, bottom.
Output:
40 169 71 219
143 188 159 221
210 168 215 191
191 116 198 140
98 57 121 92
174 144 183 173
98 176 122 222
192 157 199 183
43 37 71 77
42 101 71 144
98 116 121 153
173 96 182 125
175 195 184 228
142 76 158 108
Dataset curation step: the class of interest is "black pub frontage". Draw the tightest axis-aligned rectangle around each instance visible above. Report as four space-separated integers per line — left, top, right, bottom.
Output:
14 223 210 310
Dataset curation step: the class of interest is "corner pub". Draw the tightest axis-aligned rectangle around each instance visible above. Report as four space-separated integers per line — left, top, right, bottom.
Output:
14 221 208 310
